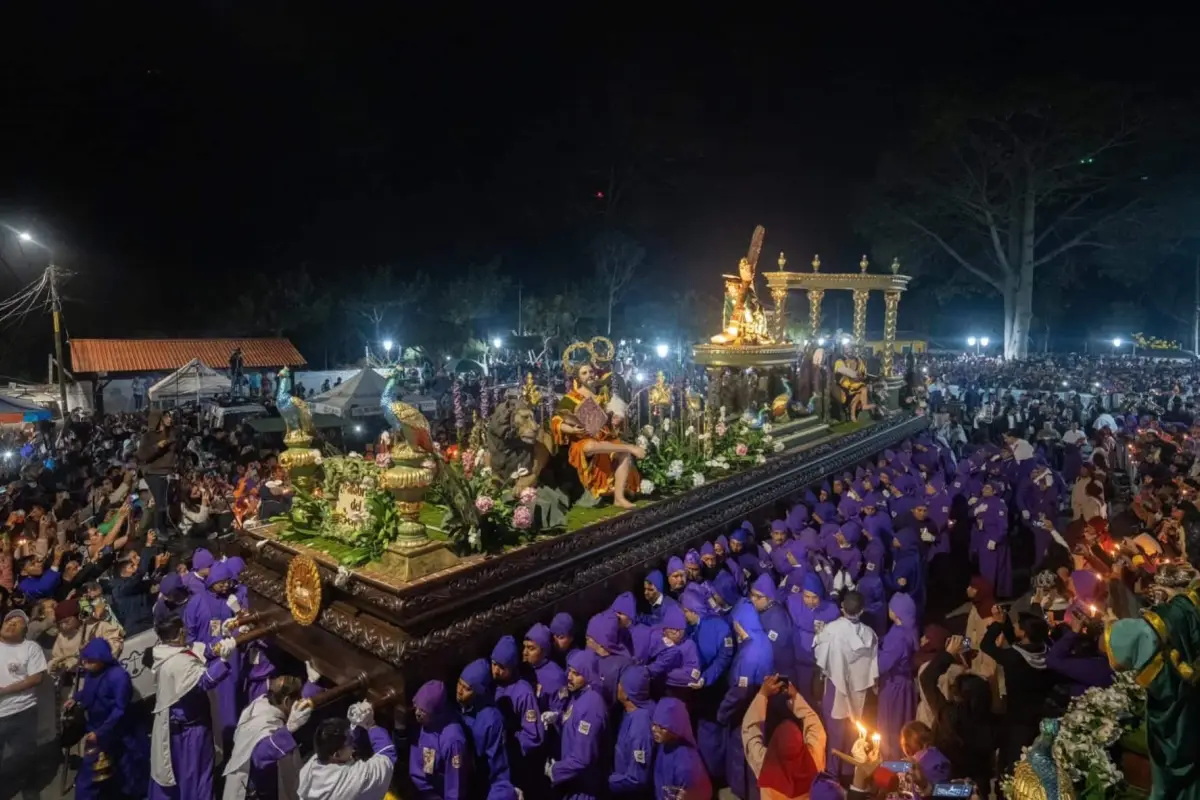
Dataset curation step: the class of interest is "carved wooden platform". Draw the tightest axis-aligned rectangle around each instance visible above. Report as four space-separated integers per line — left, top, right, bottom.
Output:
238 413 930 696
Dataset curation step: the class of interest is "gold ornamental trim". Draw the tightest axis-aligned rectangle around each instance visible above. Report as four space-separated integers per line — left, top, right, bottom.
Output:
286 555 322 626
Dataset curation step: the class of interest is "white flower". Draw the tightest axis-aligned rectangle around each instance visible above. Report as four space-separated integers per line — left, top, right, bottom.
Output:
685 425 695 437
761 423 773 434
479 466 493 477
348 452 363 460
642 424 654 436
666 460 684 480
755 454 766 464
691 472 705 487
662 418 671 433
651 436 661 447
698 432 711 441
636 435 648 449
510 467 530 480
762 434 773 444
639 479 656 495
773 441 784 452
467 526 482 549
719 406 727 416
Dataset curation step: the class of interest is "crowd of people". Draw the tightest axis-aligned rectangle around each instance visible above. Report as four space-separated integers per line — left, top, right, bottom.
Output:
1 352 1198 799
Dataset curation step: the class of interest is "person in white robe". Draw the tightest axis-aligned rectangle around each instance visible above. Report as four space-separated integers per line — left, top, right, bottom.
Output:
813 590 878 782
223 675 314 800
298 701 397 800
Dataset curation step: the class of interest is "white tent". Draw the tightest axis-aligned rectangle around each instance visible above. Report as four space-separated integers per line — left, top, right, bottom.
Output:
148 359 231 406
312 367 387 418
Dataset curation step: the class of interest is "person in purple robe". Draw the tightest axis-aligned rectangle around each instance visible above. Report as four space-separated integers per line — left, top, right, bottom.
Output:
409 680 469 800
224 556 251 610
637 570 678 626
684 549 704 583
644 606 685 688
812 488 838 526
585 610 633 705
608 665 655 796
244 641 277 704
701 543 742 607
833 521 865 581
1045 619 1113 697
550 612 576 665
817 522 841 558
222 675 313 800
71 638 148 800
490 635 545 787
652 698 712 799
973 488 1012 597
860 513 889 576
876 593 919 760
786 503 810 534
922 475 951 530
787 572 840 705
837 493 862 522
186 548 216 594
457 658 513 794
549 650 609 799
749 573 795 685
1017 465 1060 565
911 502 948 562
154 572 190 627
680 584 734 781
855 568 889 638
886 527 926 612
182 561 243 755
149 614 235 800
719 600 774 799
524 623 569 715
729 528 760 583
780 564 810 598
609 592 638 657
666 556 689 600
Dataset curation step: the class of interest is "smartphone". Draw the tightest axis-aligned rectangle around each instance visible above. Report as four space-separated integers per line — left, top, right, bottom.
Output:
882 761 912 773
933 783 975 797
961 637 972 651
776 675 790 691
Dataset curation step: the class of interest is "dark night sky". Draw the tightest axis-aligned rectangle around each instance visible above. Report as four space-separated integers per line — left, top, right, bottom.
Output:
0 4 1190 372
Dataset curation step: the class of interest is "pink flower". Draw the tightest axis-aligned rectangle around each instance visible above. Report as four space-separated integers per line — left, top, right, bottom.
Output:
519 487 538 506
474 495 495 514
512 505 533 530
735 443 749 457
462 449 475 477
715 422 727 437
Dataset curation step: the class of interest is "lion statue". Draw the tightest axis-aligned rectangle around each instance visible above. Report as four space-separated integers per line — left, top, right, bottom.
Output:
483 397 552 491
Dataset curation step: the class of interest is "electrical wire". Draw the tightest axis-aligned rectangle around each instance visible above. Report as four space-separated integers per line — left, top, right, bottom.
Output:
0 269 52 328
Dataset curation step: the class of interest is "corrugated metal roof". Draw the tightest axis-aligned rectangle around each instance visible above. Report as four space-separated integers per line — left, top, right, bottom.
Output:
70 338 306 374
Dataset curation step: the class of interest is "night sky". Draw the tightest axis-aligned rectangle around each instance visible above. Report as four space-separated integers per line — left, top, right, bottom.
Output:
0 5 1188 374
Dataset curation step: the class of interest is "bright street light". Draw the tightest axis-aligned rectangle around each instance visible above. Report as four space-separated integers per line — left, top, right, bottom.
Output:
17 231 33 242
382 339 394 353
491 337 502 349
1112 338 1122 348
840 336 850 346
634 371 645 382
354 425 363 433
967 337 977 347
655 343 670 358
979 337 989 347
817 337 827 346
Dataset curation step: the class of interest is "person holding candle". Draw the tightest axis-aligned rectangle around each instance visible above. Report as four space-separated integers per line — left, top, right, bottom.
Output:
813 591 878 782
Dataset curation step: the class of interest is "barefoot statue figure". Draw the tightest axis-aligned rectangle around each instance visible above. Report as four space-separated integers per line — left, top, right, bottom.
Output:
550 341 645 508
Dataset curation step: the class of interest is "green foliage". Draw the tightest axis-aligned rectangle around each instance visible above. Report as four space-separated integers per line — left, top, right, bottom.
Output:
319 456 378 497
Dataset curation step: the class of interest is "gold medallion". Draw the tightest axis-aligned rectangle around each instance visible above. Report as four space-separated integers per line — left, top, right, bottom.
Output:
286 555 322 626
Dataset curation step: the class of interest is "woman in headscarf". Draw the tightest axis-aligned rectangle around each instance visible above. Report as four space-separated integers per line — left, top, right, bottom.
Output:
607 666 655 797
652 698 712 800
750 573 795 684
719 600 774 800
681 584 734 783
549 650 610 800
409 680 470 800
585 610 633 705
875 593 919 760
72 637 148 800
786 573 840 705
885 527 926 613
457 659 512 795
524 623 569 715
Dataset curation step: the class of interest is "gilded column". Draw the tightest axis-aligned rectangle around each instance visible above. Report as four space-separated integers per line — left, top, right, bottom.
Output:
852 289 869 344
882 290 901 376
770 286 789 342
806 289 824 339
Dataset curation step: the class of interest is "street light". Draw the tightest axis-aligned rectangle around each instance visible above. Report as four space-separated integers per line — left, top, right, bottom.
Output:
382 339 394 358
840 336 850 346
491 337 503 349
655 343 670 358
817 337 827 346
17 231 33 242
967 337 977 347
979 337 989 348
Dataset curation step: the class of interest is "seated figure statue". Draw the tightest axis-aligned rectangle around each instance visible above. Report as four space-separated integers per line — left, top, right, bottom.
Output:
834 344 874 422
550 359 644 508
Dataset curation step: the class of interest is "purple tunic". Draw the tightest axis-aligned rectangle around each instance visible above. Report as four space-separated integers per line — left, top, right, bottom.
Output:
148 657 230 800
245 728 298 800
75 639 147 800
409 681 469 800
974 500 1012 597
876 594 919 760
552 651 609 800
183 566 242 754
652 698 712 800
786 573 840 706
608 667 654 796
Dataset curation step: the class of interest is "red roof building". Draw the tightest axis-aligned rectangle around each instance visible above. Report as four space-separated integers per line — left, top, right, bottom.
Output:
70 338 306 375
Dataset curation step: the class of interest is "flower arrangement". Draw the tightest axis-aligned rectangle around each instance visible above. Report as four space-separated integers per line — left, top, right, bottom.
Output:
1000 671 1145 799
1131 332 1181 351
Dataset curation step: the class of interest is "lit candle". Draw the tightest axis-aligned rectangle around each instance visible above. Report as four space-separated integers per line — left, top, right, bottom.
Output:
871 732 881 749
1088 604 1098 617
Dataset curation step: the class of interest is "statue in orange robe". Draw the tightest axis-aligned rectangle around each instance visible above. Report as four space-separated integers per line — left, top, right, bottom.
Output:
550 362 644 508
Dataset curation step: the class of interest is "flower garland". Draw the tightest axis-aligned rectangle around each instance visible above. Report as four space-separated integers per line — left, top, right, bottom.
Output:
1001 672 1145 798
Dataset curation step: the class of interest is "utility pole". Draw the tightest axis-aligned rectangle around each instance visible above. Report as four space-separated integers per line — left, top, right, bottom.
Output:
1193 255 1198 356
48 264 69 416
517 281 523 336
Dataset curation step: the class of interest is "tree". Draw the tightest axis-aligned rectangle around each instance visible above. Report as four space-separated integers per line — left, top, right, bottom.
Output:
232 265 331 338
439 258 512 328
342 264 430 347
591 230 644 335
868 81 1155 359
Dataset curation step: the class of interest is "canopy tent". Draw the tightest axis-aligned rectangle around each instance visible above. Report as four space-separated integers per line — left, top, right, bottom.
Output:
147 359 231 405
400 393 438 414
311 367 387 418
0 393 53 424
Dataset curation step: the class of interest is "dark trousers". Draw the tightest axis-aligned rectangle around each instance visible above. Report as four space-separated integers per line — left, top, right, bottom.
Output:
0 705 42 800
146 473 172 533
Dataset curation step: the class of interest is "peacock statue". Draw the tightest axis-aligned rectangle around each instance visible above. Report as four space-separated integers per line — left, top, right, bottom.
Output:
1010 718 1076 800
276 367 315 446
741 377 794 429
381 368 435 455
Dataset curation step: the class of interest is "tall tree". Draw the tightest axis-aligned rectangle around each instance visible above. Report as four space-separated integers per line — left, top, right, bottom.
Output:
343 264 430 347
868 81 1154 358
591 230 644 335
439 258 512 328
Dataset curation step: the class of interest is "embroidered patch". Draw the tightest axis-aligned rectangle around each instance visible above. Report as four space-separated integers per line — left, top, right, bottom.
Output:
791 585 800 593
525 709 537 724
422 747 435 774
634 749 646 764
578 720 591 736
942 507 949 513
767 630 778 641
451 754 461 769
209 620 221 638
563 706 573 721
691 668 701 679
867 563 876 571
738 675 748 688
723 637 734 648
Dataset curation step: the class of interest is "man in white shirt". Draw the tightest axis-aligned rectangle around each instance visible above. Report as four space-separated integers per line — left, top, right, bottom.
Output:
0 610 48 800
1062 421 1087 447
1093 411 1118 434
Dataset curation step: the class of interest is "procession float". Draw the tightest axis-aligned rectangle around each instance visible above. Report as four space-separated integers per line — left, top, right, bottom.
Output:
233 226 929 708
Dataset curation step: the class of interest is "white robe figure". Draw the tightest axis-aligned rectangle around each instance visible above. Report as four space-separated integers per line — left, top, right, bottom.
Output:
223 695 305 800
813 613 879 720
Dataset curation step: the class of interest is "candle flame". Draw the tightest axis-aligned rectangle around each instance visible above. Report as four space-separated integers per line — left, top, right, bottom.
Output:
871 733 881 745
1088 604 1098 615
